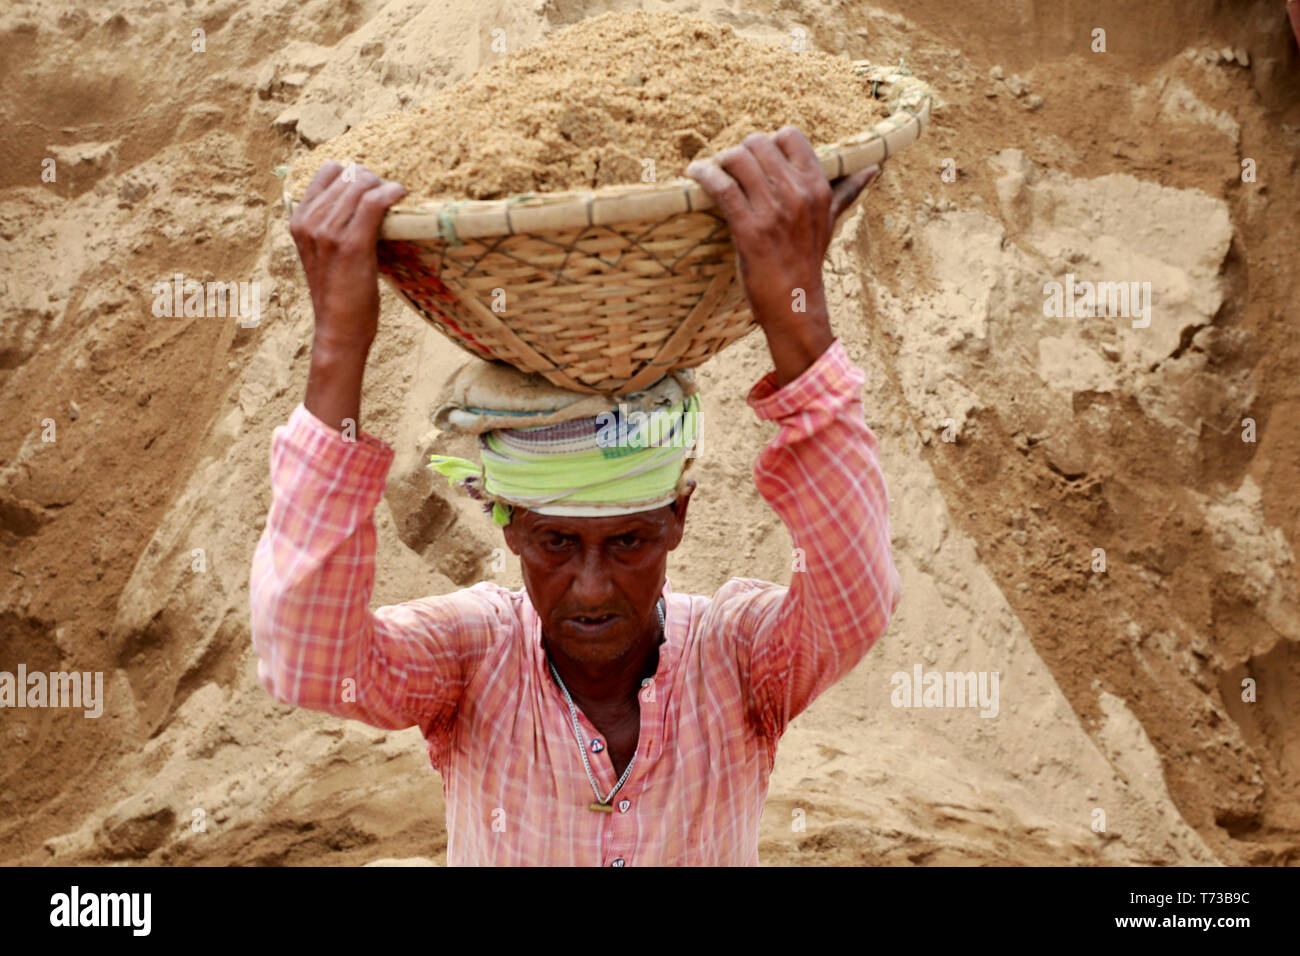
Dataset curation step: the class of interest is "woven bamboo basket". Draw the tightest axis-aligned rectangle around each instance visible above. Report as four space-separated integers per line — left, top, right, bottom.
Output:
282 62 937 396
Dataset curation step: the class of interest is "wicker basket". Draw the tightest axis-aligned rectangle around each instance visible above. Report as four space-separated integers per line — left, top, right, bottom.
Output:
282 63 936 396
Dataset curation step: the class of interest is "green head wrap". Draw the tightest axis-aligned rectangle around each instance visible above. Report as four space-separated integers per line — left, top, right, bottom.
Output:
428 393 700 526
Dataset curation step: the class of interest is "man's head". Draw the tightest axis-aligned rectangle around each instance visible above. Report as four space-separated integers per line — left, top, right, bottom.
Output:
503 479 696 666
428 381 701 668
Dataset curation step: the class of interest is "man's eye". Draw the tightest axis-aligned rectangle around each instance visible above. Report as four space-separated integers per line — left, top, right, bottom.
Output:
614 535 641 548
543 536 573 550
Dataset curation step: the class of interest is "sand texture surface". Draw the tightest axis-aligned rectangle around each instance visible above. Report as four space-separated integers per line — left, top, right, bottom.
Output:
1 0 1298 866
285 11 891 202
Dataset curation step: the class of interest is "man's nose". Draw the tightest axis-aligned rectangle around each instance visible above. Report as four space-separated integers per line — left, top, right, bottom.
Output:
569 543 615 607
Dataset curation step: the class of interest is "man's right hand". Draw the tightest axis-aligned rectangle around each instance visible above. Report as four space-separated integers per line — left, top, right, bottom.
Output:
290 162 408 352
290 162 407 432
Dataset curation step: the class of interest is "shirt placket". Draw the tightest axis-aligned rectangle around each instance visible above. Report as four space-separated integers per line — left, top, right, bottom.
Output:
605 639 677 867
562 706 628 866
537 594 675 867
560 675 663 868
605 675 662 867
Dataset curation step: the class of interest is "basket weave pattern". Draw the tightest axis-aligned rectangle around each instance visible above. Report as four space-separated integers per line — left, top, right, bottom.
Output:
376 209 751 394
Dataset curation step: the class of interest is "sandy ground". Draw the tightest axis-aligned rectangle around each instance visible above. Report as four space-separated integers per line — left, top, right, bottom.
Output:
1 0 1297 866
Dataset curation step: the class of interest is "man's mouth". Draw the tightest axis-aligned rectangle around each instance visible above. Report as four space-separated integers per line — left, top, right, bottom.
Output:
566 613 620 632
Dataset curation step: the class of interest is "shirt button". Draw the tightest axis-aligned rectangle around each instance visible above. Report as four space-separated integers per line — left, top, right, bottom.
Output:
610 857 625 867
618 799 631 813
590 738 604 753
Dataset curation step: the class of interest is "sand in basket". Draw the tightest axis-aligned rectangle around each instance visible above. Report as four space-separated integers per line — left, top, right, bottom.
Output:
284 11 894 203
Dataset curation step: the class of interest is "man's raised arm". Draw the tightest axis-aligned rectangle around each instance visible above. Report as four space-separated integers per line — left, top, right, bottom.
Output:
249 164 494 747
738 334 901 739
686 129 902 741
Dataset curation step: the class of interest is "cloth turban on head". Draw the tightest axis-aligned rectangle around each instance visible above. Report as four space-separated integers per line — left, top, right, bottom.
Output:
426 360 701 527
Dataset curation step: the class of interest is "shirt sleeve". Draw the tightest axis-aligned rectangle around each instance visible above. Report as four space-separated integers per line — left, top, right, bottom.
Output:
718 337 902 745
248 402 503 762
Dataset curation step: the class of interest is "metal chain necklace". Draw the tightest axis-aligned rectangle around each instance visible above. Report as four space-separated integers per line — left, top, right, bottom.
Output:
548 598 664 813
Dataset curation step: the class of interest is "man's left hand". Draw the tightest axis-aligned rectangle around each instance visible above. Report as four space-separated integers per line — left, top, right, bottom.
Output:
685 127 880 332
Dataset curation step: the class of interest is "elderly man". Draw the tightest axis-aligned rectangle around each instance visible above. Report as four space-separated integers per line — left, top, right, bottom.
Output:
249 127 901 866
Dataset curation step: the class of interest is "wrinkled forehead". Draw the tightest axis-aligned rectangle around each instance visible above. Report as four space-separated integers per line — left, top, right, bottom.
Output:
513 504 676 538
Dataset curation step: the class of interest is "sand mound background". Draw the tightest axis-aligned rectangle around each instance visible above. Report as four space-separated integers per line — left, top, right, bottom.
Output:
1 0 1297 865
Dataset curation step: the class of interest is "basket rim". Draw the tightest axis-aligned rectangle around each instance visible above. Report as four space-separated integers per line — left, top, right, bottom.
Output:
280 63 937 242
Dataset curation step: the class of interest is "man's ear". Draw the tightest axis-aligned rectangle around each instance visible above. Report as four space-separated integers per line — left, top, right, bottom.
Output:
502 515 522 555
666 480 695 550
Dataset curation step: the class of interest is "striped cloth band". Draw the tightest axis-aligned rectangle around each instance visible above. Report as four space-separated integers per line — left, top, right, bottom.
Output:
428 393 701 525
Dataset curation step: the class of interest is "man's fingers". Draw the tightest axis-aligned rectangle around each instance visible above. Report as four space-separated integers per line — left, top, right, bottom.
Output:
712 144 773 208
685 158 752 233
771 126 826 186
299 161 344 212
319 167 385 235
829 164 881 222
739 132 801 207
349 181 408 244
291 162 345 251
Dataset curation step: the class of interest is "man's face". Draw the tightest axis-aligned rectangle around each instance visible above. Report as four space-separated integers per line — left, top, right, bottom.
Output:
503 481 695 666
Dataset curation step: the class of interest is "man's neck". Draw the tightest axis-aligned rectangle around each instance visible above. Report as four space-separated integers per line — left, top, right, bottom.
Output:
544 618 662 714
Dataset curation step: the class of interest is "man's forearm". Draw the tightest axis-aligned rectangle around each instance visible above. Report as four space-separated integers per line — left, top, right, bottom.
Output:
304 336 370 432
754 273 835 389
761 307 835 390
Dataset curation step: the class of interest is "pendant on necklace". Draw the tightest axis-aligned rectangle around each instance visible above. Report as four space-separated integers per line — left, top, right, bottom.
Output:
588 801 615 813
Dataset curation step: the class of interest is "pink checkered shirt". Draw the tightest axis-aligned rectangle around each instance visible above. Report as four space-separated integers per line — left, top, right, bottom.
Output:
249 337 901 866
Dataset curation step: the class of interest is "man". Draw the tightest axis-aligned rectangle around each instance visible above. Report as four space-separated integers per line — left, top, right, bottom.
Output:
249 126 902 865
